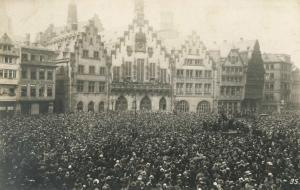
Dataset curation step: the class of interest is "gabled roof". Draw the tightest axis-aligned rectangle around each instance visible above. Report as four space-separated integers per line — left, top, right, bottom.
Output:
262 53 291 63
207 40 255 58
0 33 13 45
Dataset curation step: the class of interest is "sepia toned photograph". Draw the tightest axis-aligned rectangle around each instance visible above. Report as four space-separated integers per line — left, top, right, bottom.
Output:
0 0 299 189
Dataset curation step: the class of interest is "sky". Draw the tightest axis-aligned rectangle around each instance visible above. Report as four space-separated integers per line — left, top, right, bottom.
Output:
2 0 300 66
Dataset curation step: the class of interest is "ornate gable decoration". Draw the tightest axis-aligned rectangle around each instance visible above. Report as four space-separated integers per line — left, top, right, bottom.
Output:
135 30 146 52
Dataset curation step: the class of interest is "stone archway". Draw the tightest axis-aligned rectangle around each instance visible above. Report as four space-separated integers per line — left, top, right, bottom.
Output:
115 96 128 111
99 102 105 112
197 101 211 113
77 101 83 111
159 97 167 111
175 100 189 113
140 96 152 110
88 101 94 112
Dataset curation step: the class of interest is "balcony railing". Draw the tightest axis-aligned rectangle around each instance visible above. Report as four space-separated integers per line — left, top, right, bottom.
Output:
111 82 171 92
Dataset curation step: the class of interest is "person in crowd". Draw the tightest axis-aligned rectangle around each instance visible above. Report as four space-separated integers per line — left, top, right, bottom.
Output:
0 111 299 190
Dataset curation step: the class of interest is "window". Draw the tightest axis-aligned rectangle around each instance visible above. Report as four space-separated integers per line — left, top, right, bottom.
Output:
94 51 99 59
88 81 95 93
31 70 37 80
78 65 84 74
30 85 36 97
186 83 193 94
39 69 45 80
22 53 28 61
31 54 36 61
83 50 89 58
39 87 44 97
195 83 202 94
3 70 8 78
47 86 53 97
195 70 202 78
21 86 27 97
40 55 44 62
204 84 211 94
5 56 12 63
149 63 156 79
0 70 3 78
125 61 132 80
47 70 53 80
270 64 274 70
205 71 212 78
100 67 106 76
99 82 105 93
270 73 274 80
186 70 193 78
22 69 27 79
177 70 184 78
137 59 144 82
176 83 184 95
160 69 167 83
8 70 12 78
77 81 84 92
113 66 120 81
89 66 95 75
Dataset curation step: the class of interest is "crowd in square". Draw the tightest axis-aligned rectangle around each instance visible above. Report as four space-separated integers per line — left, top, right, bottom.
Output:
0 111 299 190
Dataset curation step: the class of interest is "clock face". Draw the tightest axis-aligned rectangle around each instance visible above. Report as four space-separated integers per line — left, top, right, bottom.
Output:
136 41 145 51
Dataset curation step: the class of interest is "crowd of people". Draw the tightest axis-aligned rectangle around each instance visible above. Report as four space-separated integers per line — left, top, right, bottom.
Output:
0 111 299 190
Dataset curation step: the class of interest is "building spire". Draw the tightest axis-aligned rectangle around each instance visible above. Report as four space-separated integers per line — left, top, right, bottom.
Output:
249 40 263 65
67 0 78 31
134 0 144 22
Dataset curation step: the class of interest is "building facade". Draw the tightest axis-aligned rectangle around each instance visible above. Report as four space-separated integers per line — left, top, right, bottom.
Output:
174 32 216 113
291 68 300 109
44 2 108 113
217 48 246 115
18 46 56 114
0 33 19 115
108 0 172 112
261 53 292 113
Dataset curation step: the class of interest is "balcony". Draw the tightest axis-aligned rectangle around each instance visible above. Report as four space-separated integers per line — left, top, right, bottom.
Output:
111 82 171 93
21 60 56 67
0 49 19 57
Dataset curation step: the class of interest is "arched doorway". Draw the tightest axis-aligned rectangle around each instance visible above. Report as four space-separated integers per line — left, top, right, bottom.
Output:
88 101 94 112
159 97 167 110
77 101 83 111
115 96 128 111
140 96 152 110
197 101 211 113
99 102 105 112
175 100 189 113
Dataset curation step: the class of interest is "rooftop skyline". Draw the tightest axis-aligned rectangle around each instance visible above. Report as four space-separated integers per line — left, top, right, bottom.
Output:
1 0 300 66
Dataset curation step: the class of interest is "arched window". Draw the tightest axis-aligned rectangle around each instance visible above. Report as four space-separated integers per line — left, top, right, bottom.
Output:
159 97 167 111
99 102 105 112
197 101 211 113
140 96 152 110
175 100 189 113
77 101 83 111
115 96 128 111
88 101 94 112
